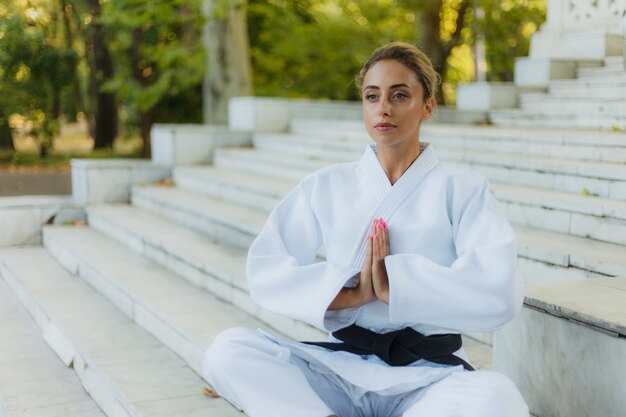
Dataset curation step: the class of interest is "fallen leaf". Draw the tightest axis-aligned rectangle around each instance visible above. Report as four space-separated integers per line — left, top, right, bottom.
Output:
156 178 175 187
202 387 220 398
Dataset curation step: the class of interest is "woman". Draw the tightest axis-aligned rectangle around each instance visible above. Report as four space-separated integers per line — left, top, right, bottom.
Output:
204 42 529 417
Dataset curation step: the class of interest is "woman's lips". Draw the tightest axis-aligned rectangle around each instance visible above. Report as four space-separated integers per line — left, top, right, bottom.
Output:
374 123 396 132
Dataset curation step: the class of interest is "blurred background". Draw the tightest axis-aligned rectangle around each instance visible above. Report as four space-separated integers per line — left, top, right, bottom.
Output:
0 0 546 172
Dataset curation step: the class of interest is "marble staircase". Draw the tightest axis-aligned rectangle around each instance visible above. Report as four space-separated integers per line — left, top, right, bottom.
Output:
2 109 626 417
491 56 626 129
2 109 626 416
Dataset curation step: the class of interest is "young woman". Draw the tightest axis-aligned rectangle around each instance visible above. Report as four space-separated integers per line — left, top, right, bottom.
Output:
204 42 529 417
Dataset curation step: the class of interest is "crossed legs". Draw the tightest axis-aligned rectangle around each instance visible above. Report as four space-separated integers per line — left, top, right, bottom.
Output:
204 327 528 417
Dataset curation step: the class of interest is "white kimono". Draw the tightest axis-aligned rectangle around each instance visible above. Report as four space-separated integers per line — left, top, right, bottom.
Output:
205 143 527 417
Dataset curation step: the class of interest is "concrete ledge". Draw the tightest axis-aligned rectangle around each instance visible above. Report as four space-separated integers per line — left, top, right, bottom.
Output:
229 97 292 132
530 31 624 60
494 278 626 417
456 82 544 111
71 159 170 205
514 58 602 87
151 123 251 166
0 196 83 247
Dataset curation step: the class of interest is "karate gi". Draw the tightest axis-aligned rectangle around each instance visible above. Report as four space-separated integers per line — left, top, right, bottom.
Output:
204 143 529 417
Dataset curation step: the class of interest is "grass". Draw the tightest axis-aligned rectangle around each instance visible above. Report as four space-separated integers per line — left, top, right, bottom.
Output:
0 148 144 170
0 121 145 171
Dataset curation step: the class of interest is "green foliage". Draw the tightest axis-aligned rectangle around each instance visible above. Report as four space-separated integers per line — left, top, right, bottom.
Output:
248 0 417 101
0 2 78 153
101 0 206 125
477 0 546 82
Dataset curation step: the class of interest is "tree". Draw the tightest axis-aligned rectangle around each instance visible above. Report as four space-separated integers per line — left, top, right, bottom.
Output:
204 0 253 124
102 0 206 157
477 0 545 82
397 0 473 104
83 0 119 148
247 0 416 101
0 4 77 156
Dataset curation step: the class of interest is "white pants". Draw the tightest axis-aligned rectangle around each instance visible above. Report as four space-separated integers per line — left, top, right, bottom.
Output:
203 327 529 417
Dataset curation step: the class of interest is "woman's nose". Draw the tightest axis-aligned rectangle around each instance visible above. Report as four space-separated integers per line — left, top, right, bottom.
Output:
378 99 391 117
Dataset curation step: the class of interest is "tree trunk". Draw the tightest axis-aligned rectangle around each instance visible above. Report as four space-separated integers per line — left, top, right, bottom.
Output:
87 0 118 149
139 110 153 158
417 0 472 104
0 105 14 151
131 28 152 158
61 0 85 122
203 0 253 125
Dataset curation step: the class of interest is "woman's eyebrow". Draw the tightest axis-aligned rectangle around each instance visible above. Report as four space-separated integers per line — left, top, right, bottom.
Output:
363 83 411 90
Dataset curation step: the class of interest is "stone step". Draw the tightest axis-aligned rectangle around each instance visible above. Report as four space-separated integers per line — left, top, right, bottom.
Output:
226 141 626 202
129 162 626 283
548 84 626 100
288 118 626 161
0 246 242 417
0 279 106 417
173 166 292 212
604 56 625 69
213 147 626 244
0 195 83 247
290 118 367 138
494 277 626 417
83 204 492 367
576 66 626 80
255 128 626 166
85 205 323 342
213 147 323 182
519 96 626 115
492 183 626 247
131 184 266 250
224 138 626 237
425 128 626 165
490 109 626 130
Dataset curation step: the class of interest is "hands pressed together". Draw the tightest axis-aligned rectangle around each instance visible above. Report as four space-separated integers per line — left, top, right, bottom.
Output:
329 218 390 311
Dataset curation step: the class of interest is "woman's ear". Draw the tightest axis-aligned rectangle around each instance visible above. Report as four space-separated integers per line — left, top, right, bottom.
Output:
421 97 436 121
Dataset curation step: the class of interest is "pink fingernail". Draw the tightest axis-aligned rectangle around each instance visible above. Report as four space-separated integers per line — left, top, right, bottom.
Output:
375 234 380 240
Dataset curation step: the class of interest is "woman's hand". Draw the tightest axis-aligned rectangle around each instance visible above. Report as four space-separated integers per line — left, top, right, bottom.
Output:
328 218 389 310
372 218 390 303
328 220 377 310
355 224 376 305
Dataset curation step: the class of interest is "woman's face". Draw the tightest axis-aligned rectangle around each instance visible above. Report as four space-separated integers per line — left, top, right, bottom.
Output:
361 59 434 149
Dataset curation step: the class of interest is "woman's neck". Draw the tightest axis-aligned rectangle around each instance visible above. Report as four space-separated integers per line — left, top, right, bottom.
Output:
376 140 422 185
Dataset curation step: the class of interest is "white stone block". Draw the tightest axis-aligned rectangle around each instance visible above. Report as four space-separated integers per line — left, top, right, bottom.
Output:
151 124 251 166
514 58 576 87
71 159 170 205
507 204 571 234
494 307 626 417
0 197 81 247
228 97 291 132
570 213 626 246
517 257 588 283
456 82 519 111
530 31 622 60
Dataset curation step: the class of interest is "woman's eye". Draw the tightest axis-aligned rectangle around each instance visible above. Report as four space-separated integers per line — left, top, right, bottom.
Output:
365 94 378 101
393 93 408 100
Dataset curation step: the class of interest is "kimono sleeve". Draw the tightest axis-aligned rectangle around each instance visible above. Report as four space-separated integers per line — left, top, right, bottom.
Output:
385 176 524 332
246 181 360 332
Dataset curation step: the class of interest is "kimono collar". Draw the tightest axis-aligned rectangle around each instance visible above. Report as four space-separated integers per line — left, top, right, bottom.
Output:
360 142 438 197
350 142 439 269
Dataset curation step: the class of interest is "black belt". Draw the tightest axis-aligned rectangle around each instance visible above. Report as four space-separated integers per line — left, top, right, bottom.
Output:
303 324 474 371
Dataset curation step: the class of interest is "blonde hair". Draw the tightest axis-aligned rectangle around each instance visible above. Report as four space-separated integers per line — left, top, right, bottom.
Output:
357 42 440 100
